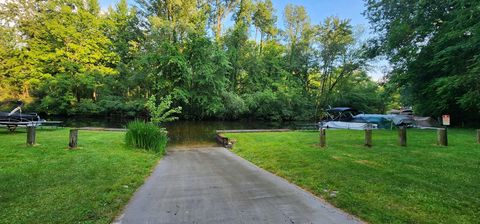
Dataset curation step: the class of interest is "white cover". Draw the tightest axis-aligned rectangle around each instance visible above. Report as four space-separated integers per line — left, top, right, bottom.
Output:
323 121 378 130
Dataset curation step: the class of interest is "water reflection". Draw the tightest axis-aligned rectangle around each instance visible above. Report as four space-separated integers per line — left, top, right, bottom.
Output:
164 120 299 146
60 117 130 128
56 117 311 147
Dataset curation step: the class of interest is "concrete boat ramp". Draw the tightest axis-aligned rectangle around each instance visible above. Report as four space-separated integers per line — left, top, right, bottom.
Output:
115 147 362 224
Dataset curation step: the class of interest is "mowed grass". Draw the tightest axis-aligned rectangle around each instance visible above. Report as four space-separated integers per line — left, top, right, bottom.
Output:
226 129 480 224
0 128 160 223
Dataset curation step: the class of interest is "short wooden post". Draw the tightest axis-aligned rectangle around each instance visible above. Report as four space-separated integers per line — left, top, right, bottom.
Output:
69 129 78 149
477 129 480 144
26 126 36 146
319 127 326 148
398 126 407 147
437 128 447 146
365 129 372 147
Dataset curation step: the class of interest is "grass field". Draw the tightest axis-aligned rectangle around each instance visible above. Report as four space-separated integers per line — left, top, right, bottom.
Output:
0 128 160 223
226 129 480 224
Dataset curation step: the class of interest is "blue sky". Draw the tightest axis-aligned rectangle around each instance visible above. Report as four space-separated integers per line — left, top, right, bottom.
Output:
272 0 369 30
99 0 369 30
99 0 387 80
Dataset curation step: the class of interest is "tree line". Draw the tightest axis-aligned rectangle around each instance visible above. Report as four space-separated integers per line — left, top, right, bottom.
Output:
365 0 480 125
1 0 476 123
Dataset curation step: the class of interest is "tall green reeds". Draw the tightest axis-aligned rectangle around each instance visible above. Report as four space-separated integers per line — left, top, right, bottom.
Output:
125 120 168 154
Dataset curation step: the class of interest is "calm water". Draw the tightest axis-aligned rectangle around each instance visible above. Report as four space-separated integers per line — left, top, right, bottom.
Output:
58 117 315 146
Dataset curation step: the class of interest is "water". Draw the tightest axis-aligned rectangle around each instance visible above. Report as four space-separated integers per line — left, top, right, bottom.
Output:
164 120 305 146
56 117 315 146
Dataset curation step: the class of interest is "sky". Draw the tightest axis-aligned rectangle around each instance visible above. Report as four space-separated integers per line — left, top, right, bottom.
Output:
272 0 369 30
98 0 388 80
99 0 370 31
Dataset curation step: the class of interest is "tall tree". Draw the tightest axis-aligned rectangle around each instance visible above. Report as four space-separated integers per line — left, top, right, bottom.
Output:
314 16 363 111
253 0 277 53
211 0 239 41
365 0 480 123
136 0 209 42
1 0 118 114
283 4 314 91
0 0 41 101
224 0 254 92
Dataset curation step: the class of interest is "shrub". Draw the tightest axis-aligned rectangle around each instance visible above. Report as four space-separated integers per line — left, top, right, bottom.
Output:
125 120 168 154
145 95 182 124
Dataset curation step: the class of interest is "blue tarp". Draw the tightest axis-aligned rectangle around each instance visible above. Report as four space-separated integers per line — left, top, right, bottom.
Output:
352 114 415 128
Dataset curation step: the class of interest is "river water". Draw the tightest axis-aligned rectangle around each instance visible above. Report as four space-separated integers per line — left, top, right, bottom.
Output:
59 118 315 146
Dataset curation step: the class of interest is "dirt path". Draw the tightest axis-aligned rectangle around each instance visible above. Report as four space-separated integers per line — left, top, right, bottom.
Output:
115 147 362 224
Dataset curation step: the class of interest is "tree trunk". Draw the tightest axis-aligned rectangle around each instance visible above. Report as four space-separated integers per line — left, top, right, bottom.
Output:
259 33 263 55
216 10 222 41
93 89 97 101
76 88 81 103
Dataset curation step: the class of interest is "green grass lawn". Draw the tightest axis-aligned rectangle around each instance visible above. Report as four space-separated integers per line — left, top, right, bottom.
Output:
226 129 480 224
0 128 160 223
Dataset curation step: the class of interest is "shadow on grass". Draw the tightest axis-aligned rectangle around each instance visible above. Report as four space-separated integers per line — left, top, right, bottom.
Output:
0 127 64 135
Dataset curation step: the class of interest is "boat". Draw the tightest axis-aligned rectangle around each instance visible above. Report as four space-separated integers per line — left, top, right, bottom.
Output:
319 107 416 130
0 101 46 131
319 107 377 130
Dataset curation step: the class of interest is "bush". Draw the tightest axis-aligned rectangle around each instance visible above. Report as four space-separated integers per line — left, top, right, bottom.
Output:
125 120 168 154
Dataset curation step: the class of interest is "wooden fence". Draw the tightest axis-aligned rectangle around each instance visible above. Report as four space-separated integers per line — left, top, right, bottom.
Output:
318 127 458 148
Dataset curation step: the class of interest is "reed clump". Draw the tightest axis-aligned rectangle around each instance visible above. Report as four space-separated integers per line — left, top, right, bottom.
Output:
125 120 167 154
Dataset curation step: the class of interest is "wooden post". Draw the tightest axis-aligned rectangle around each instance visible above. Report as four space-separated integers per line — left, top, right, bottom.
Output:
477 129 480 144
69 129 78 149
319 127 326 148
398 126 407 147
26 126 36 146
365 129 372 147
437 128 448 146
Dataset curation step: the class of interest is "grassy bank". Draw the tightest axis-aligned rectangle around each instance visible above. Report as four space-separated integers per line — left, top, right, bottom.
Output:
226 129 479 224
0 128 160 223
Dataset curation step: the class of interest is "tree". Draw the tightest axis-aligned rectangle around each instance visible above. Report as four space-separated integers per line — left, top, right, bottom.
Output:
253 0 277 52
365 0 480 124
328 71 385 114
0 0 118 115
282 4 314 92
223 0 254 92
313 17 364 112
183 35 231 118
211 0 239 41
0 0 384 121
0 0 42 101
136 0 209 42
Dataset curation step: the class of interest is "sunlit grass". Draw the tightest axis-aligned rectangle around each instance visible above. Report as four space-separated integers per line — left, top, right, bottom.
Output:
0 128 159 223
226 129 480 224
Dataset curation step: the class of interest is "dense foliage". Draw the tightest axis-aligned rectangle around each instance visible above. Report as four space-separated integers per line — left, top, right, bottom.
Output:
365 0 480 124
1 0 394 121
125 120 168 153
